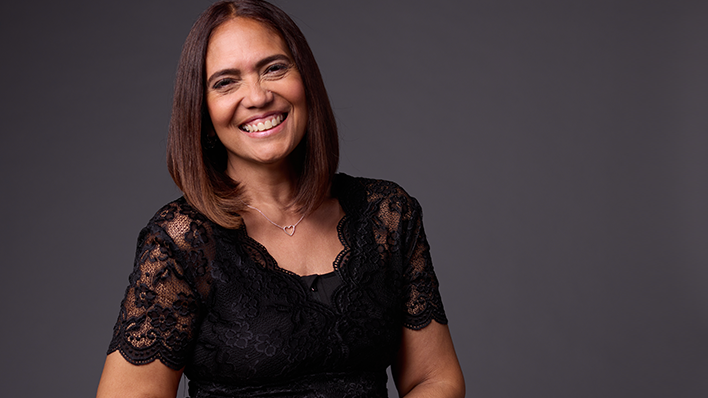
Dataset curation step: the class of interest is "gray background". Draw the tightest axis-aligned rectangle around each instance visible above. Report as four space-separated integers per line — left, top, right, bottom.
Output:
1 0 707 397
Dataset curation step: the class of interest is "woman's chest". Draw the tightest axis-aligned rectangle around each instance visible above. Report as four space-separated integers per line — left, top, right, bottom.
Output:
239 198 346 276
186 228 404 383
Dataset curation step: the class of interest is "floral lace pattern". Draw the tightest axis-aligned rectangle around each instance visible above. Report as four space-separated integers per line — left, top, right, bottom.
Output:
108 174 447 397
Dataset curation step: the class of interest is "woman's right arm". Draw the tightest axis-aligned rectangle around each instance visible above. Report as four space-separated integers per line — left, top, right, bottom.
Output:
96 352 183 398
99 215 205 398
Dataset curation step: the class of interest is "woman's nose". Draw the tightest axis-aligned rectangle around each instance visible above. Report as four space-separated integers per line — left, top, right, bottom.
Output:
241 80 273 108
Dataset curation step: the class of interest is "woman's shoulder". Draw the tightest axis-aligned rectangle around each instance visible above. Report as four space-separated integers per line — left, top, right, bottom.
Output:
335 173 421 213
145 197 204 227
141 197 217 250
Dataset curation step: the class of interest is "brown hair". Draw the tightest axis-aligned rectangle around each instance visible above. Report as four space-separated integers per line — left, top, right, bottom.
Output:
167 0 339 228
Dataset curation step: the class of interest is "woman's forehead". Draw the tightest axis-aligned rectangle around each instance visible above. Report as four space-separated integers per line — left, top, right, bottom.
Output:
206 18 290 72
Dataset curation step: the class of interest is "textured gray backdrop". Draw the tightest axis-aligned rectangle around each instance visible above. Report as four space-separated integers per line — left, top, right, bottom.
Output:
1 1 706 397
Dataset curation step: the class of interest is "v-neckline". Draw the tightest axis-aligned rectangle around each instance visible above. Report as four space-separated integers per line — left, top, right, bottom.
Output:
240 213 349 278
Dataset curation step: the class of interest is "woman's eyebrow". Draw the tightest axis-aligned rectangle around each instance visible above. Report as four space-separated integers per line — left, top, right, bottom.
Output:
207 68 240 86
206 54 291 86
256 54 291 69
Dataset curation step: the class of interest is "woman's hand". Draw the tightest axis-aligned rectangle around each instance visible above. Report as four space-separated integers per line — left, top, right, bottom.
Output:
392 322 465 398
96 352 183 398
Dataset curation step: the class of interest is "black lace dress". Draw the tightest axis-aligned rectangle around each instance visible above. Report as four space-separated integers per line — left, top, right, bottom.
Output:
108 174 447 398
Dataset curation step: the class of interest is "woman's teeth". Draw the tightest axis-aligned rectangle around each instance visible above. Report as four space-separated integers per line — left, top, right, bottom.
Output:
241 114 285 132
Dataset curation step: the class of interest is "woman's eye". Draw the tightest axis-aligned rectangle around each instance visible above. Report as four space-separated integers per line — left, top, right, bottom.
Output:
265 63 289 76
212 78 235 90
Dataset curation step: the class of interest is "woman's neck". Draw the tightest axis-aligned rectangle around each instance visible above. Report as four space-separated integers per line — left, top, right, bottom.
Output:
226 160 298 210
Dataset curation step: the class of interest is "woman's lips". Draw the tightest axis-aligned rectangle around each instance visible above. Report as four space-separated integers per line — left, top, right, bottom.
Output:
239 113 286 133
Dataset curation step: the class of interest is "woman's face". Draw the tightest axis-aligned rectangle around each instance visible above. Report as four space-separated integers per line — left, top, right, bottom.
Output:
205 17 307 176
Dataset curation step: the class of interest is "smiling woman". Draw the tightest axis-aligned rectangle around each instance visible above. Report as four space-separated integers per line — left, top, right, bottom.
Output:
96 1 464 397
166 0 339 231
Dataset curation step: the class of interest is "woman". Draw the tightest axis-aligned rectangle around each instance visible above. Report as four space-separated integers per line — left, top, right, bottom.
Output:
97 1 464 397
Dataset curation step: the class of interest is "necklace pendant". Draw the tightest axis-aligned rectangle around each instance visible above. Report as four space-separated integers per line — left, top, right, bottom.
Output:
245 203 304 237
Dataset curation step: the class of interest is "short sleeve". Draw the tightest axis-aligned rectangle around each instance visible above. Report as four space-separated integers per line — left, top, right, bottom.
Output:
107 222 202 369
401 197 448 330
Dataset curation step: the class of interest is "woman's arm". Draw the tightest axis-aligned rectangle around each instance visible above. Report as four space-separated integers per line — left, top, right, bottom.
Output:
96 352 183 398
392 321 465 398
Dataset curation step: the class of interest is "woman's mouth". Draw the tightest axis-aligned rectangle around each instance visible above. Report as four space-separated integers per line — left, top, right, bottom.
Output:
240 113 286 133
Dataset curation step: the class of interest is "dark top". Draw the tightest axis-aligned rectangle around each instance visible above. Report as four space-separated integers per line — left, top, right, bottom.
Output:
300 271 341 307
108 174 447 398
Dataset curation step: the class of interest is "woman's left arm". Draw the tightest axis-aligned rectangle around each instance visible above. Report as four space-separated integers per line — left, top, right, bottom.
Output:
392 321 465 398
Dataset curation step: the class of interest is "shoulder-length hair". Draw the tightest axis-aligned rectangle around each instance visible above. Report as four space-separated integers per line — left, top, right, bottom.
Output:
167 0 339 229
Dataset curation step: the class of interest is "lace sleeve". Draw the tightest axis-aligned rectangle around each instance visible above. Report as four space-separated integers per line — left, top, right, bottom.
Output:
107 222 203 369
401 197 448 330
